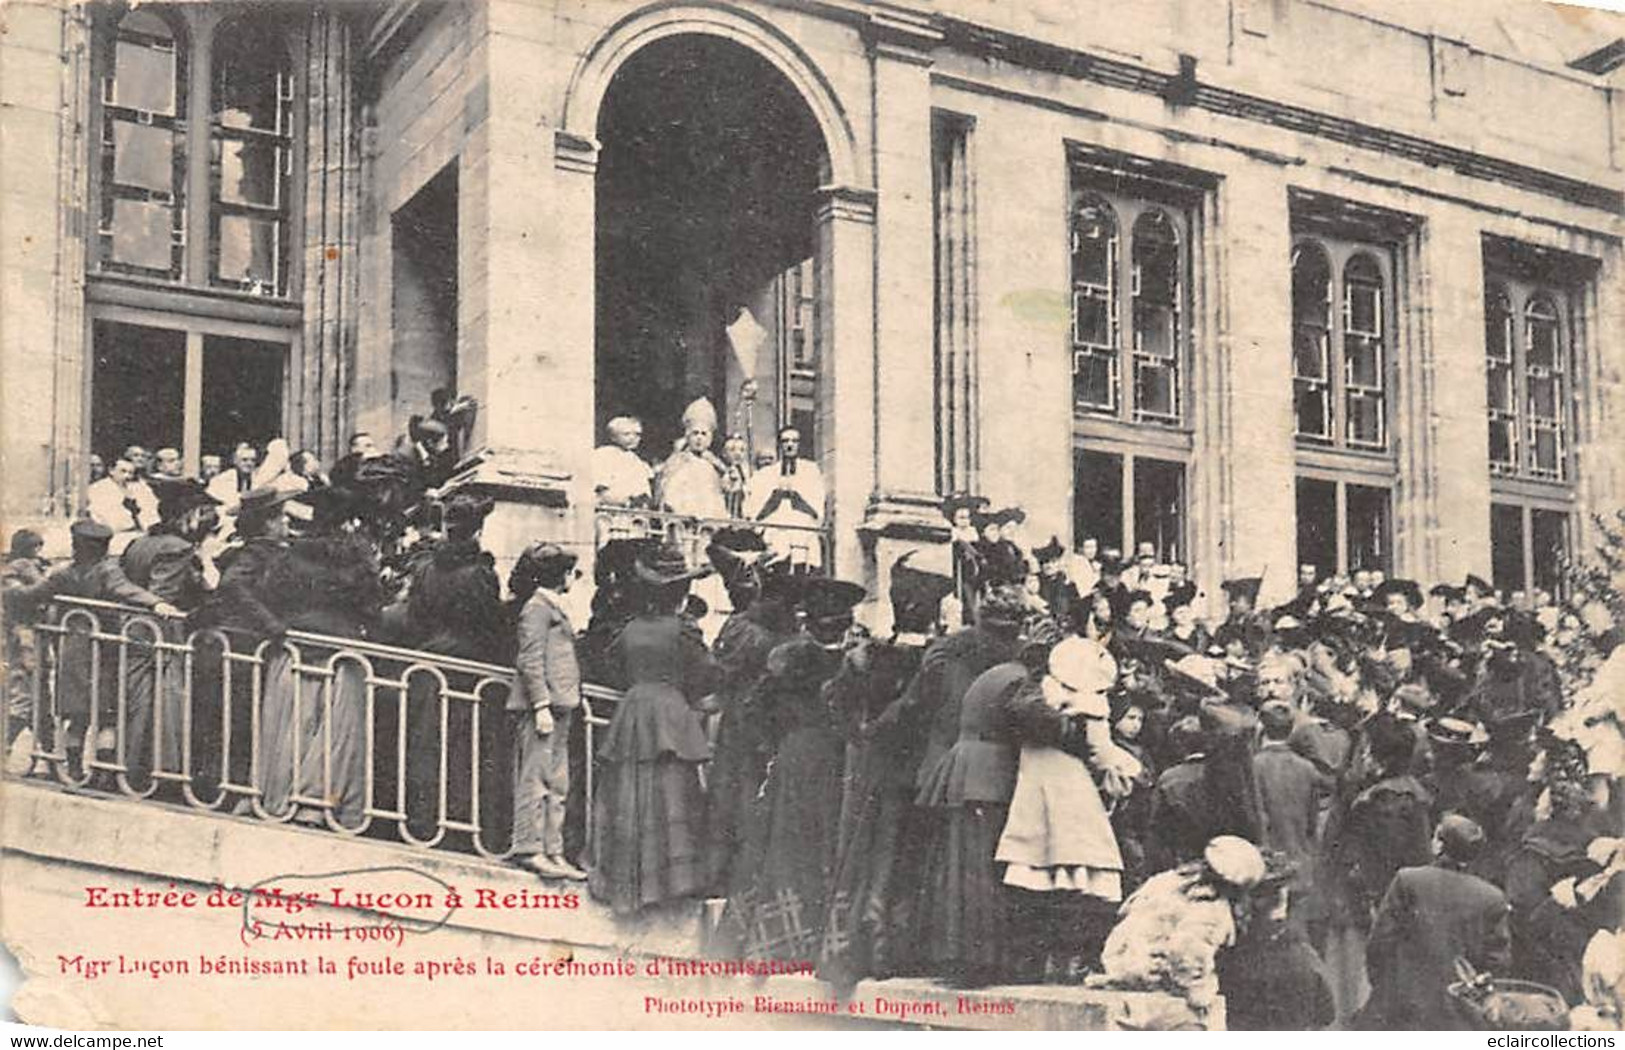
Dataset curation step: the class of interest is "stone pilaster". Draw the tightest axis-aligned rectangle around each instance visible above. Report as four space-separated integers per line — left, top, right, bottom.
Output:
1402 206 1492 583
816 185 880 582
1211 163 1297 606
866 8 941 506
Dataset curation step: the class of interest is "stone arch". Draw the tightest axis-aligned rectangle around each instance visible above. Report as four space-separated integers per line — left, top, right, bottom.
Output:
562 2 862 187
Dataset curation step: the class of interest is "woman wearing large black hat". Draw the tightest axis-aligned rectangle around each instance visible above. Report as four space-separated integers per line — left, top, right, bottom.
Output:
588 542 721 915
723 574 866 962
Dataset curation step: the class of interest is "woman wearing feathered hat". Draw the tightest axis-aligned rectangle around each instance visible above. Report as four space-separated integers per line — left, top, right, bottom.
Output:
588 542 720 914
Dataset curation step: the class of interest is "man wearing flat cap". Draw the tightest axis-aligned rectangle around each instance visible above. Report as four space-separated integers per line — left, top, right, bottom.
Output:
1361 813 1511 1029
506 542 586 880
4 519 178 772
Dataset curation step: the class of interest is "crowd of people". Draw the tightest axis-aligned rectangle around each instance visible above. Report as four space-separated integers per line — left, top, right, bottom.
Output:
4 424 1623 1030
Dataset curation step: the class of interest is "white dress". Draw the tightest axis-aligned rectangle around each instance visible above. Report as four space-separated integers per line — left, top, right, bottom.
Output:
996 690 1137 900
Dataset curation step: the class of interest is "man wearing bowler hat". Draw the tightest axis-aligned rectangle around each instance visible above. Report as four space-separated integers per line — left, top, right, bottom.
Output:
506 542 587 880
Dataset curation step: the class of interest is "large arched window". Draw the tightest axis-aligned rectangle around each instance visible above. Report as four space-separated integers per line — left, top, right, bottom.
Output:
1291 242 1332 440
1290 219 1398 579
91 4 297 299
1068 163 1195 567
98 9 188 279
211 15 293 295
1070 193 1119 413
1483 246 1583 601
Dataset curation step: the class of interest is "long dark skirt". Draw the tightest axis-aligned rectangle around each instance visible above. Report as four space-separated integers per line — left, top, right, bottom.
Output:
123 620 186 788
703 700 769 893
724 726 845 962
818 769 933 987
258 652 367 827
918 802 1011 982
588 755 708 915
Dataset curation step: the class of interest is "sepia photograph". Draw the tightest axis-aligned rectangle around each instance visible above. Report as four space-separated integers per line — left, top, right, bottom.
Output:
0 0 1623 1034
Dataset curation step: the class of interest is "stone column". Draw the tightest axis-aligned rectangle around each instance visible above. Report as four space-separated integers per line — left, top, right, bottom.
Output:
2 2 88 521
866 11 940 506
1401 206 1492 583
1210 163 1297 606
815 185 879 582
453 12 595 576
300 8 362 463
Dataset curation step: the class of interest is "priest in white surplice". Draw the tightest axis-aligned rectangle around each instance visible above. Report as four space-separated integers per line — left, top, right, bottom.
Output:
744 425 825 568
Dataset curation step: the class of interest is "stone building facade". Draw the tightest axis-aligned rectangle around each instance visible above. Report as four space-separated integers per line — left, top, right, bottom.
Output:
3 0 1622 619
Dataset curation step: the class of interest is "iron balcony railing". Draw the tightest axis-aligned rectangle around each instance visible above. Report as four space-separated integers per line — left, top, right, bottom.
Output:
593 504 831 570
9 595 620 863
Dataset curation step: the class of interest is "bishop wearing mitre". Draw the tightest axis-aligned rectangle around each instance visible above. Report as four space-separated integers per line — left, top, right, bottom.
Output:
655 397 729 520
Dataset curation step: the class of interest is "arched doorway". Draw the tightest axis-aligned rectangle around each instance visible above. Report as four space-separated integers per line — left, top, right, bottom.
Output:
594 34 830 476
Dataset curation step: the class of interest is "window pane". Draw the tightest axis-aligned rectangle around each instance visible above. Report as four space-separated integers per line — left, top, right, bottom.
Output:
1073 350 1115 411
1134 359 1176 420
113 33 177 115
202 335 286 455
216 138 281 207
1528 374 1559 420
1132 210 1179 305
1346 484 1390 573
111 120 174 192
1531 426 1561 477
1296 381 1330 440
1292 243 1331 326
1133 458 1184 563
213 21 288 132
1074 449 1124 555
1346 391 1385 447
1485 289 1512 363
1531 510 1568 599
1296 477 1337 579
1490 503 1524 596
1071 196 1116 288
91 321 186 468
1134 301 1176 359
1527 300 1560 369
215 214 279 292
1488 419 1516 470
1486 361 1514 413
1346 334 1383 388
1294 325 1328 380
1346 279 1382 336
109 198 174 270
1074 291 1112 347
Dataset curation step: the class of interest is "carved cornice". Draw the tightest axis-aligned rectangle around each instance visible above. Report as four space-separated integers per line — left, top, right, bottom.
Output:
859 491 951 543
815 184 878 225
442 446 575 508
554 131 600 176
936 18 1621 213
864 4 942 67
